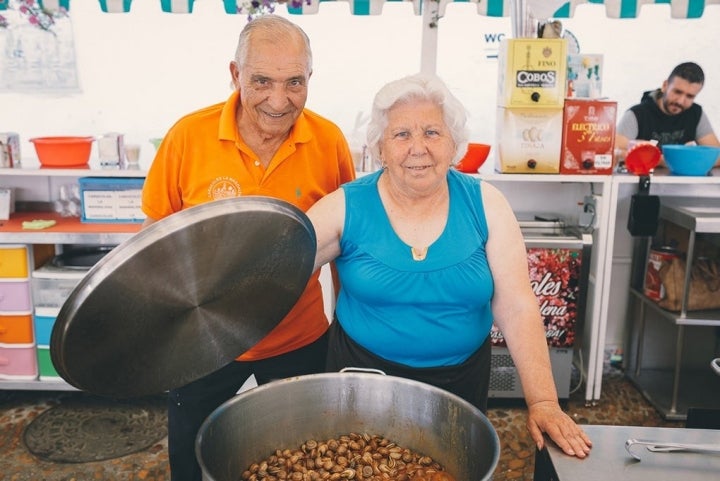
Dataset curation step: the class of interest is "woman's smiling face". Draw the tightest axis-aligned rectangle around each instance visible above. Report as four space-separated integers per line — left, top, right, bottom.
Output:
380 98 456 192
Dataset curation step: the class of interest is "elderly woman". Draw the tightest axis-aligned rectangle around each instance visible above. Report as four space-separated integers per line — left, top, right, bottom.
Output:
307 73 591 458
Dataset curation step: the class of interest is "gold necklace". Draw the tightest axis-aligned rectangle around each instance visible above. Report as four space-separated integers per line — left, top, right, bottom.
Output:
411 246 428 261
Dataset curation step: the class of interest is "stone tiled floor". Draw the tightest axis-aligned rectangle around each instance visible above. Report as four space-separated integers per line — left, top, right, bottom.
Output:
0 366 684 481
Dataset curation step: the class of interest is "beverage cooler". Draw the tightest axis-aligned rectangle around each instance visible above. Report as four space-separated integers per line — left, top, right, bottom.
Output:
489 216 592 399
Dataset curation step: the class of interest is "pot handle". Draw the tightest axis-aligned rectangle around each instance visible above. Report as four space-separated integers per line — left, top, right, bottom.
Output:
339 367 387 376
712 358 720 376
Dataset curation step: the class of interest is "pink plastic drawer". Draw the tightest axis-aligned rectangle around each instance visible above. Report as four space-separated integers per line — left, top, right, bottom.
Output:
0 281 32 311
0 344 38 380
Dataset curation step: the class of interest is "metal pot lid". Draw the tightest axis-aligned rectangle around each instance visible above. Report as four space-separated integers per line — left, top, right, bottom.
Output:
50 196 316 398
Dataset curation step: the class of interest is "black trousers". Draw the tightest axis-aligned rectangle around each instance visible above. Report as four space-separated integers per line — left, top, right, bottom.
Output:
167 331 328 481
326 321 491 412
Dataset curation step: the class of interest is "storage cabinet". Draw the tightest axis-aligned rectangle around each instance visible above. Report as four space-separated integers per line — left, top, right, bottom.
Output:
625 196 720 420
4 164 718 407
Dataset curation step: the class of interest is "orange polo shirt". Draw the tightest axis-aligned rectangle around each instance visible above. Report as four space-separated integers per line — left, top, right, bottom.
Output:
142 90 355 360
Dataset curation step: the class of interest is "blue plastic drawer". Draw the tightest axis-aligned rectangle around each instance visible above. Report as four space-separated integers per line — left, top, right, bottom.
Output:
34 308 59 347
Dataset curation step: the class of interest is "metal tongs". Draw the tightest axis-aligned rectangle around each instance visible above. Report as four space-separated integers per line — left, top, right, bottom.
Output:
625 438 720 461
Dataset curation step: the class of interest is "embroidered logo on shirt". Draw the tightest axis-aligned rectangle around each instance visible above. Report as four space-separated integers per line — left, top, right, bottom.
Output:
208 177 242 200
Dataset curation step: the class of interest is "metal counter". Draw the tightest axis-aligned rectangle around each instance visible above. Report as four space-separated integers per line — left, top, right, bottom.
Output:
535 425 720 481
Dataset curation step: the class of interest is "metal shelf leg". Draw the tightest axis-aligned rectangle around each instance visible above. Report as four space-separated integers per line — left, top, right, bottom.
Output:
671 325 685 415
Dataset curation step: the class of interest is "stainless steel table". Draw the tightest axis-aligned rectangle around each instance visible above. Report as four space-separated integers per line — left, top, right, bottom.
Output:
534 425 720 481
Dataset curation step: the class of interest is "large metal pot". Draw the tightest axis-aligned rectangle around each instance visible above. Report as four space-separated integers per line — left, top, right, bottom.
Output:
196 372 500 481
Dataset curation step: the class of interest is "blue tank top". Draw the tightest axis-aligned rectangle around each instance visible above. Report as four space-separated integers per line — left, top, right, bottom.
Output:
335 169 494 367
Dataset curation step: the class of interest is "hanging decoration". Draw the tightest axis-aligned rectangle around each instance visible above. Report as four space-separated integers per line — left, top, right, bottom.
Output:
160 0 194 13
0 0 79 92
98 0 132 13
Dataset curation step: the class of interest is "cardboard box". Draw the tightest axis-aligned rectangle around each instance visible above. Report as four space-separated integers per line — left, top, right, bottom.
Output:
560 99 617 175
497 38 568 109
495 107 563 173
567 54 603 99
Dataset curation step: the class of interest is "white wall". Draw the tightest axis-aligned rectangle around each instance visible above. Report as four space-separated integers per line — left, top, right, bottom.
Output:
1 1 719 169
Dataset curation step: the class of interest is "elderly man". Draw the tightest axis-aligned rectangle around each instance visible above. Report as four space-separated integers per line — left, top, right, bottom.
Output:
141 15 355 481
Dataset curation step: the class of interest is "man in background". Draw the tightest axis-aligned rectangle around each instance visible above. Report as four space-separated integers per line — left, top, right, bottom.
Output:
616 61 720 166
141 15 355 481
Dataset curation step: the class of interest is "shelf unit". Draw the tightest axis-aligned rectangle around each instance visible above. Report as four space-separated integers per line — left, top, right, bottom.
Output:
0 166 144 390
3 164 719 402
625 196 720 420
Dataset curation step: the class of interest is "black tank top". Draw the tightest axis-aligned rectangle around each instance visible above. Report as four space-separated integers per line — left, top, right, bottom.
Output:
630 89 702 147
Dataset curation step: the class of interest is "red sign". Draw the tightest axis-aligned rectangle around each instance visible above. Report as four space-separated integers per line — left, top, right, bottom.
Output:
560 99 617 175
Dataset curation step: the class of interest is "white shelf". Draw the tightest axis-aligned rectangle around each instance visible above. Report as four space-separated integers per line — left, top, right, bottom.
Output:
0 379 78 391
612 167 720 185
1 165 147 178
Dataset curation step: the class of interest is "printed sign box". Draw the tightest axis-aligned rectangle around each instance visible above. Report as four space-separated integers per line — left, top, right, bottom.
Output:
560 99 617 175
79 177 146 223
497 38 568 109
496 107 563 173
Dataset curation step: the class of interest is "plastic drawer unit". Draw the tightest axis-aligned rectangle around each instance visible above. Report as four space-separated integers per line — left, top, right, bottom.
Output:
0 245 37 380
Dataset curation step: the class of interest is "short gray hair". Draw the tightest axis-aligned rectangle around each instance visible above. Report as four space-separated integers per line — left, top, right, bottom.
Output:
234 15 313 72
366 74 470 165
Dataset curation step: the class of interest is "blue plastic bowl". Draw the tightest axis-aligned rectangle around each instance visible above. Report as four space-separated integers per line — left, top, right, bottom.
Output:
662 145 720 176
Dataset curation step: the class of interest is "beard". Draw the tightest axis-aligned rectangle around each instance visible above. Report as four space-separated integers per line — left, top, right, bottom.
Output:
661 95 686 115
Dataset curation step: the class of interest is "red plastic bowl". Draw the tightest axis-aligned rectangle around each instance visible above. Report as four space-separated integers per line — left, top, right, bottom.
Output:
29 136 95 167
455 143 491 173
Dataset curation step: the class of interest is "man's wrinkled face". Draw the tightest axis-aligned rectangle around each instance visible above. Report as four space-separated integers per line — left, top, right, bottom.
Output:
231 32 310 138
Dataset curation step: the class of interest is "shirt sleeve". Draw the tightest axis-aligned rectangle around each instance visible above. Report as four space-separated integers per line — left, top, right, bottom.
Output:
616 109 639 139
696 110 715 139
141 135 182 221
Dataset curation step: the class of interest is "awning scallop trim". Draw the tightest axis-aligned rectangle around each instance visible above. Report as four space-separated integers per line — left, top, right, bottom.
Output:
13 0 718 18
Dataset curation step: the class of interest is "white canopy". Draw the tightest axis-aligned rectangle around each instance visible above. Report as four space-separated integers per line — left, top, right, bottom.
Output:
27 0 720 18
24 0 719 73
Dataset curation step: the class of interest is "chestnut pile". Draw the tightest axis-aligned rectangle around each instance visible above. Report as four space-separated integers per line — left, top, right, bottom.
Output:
241 432 455 481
